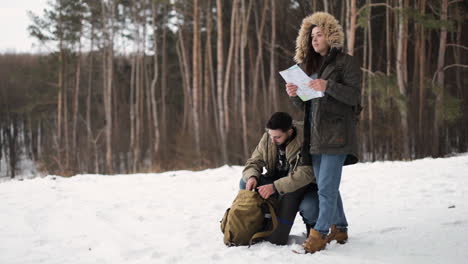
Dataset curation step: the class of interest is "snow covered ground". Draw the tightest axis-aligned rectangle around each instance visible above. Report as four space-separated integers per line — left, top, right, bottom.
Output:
1 154 467 264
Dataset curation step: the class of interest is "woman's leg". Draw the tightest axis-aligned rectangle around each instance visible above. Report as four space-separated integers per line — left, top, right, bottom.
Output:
299 184 319 234
312 154 347 234
334 192 348 229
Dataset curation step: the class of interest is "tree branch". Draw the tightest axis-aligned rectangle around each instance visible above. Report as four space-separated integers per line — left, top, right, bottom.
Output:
448 0 463 5
360 67 376 76
447 43 468 51
432 64 468 84
427 2 440 17
357 3 394 16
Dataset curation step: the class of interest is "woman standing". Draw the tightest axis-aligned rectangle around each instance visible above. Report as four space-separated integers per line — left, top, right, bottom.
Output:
285 12 362 253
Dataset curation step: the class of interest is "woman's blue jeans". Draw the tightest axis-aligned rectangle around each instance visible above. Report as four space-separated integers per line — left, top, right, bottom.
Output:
299 154 348 234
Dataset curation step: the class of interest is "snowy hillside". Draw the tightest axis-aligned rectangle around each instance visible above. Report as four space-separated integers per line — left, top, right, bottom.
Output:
1 154 467 264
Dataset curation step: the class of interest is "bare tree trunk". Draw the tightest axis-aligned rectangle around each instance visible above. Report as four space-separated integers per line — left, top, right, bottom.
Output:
64 55 70 171
135 54 142 172
240 0 253 160
130 3 141 172
261 55 268 116
56 5 66 173
6 115 18 178
386 0 392 75
233 7 241 126
57 12 70 172
161 7 168 160
101 0 114 173
130 54 136 172
418 0 426 155
433 0 448 157
177 28 191 131
86 25 95 172
223 0 239 133
385 0 392 159
203 27 211 129
340 1 345 32
197 7 203 136
346 0 357 55
216 0 228 164
150 1 161 166
361 8 368 159
37 120 42 159
366 0 374 161
323 0 329 13
268 0 277 112
192 0 202 162
57 40 64 170
396 0 410 160
252 1 268 116
72 38 82 170
453 5 464 152
143 17 154 164
205 1 219 157
128 2 138 171
111 77 119 172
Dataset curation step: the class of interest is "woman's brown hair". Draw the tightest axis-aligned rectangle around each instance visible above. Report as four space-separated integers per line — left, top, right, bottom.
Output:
303 25 325 75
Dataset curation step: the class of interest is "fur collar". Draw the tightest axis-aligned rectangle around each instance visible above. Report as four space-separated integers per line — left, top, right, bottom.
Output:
294 12 344 64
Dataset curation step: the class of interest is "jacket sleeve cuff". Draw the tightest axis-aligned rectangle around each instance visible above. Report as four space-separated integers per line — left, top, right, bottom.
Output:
242 173 258 183
248 175 259 181
273 181 285 195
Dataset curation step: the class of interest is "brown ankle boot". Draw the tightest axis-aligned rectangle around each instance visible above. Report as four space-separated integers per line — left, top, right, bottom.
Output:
326 225 348 244
303 229 327 253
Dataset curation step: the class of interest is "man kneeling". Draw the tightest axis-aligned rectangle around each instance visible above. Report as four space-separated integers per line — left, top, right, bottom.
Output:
240 112 317 245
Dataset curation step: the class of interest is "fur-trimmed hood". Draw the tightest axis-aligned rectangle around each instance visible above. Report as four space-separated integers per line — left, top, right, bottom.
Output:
294 12 344 63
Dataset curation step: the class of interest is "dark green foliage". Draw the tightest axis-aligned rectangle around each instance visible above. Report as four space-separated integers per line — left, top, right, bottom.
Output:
28 0 86 46
368 72 402 114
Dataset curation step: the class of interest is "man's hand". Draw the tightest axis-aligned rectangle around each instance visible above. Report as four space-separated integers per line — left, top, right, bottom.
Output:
246 177 258 191
257 184 276 199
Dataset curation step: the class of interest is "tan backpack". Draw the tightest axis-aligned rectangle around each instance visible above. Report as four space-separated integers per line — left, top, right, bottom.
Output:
220 190 278 246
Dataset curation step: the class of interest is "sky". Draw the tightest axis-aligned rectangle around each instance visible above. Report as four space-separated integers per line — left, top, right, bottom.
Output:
0 0 176 54
0 0 49 53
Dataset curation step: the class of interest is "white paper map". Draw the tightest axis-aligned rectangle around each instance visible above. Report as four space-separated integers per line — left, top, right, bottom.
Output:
279 64 324 101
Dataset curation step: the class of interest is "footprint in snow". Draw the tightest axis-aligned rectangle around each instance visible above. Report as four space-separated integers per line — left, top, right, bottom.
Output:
441 220 468 226
379 226 406 234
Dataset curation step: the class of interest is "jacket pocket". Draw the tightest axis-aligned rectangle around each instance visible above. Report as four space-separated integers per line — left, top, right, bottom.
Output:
319 111 347 148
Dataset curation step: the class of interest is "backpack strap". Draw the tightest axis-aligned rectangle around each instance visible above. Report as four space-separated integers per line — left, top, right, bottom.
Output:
248 200 279 247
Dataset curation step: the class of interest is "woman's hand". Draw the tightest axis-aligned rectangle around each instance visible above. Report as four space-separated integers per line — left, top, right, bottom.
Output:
308 79 328 92
286 83 298 97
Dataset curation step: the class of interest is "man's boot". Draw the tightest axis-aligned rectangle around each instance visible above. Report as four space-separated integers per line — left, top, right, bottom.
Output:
303 229 327 253
326 224 348 244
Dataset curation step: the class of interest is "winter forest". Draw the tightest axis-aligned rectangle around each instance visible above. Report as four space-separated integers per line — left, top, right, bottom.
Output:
0 0 467 178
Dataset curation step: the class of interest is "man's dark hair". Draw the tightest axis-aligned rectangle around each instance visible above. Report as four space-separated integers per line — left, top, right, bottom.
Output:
266 112 293 132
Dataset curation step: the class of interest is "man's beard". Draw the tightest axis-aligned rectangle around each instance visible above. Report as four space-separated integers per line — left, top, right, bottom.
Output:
275 136 290 146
